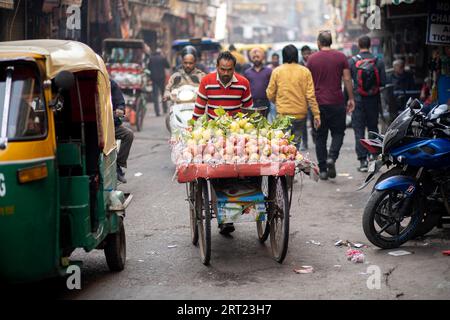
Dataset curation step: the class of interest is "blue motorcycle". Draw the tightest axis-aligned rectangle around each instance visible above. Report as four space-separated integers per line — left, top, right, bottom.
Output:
362 100 450 249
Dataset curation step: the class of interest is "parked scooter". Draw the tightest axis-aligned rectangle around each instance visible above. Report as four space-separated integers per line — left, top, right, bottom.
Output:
361 99 450 249
166 84 198 134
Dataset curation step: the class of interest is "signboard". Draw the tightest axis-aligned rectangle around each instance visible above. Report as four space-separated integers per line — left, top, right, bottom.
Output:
0 0 14 10
232 3 267 13
427 0 450 45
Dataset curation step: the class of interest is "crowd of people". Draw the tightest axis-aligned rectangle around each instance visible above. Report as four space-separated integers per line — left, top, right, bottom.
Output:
110 30 446 236
182 31 389 180
115 30 434 190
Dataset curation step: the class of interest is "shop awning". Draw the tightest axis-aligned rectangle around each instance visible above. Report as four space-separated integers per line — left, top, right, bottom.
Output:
0 0 14 10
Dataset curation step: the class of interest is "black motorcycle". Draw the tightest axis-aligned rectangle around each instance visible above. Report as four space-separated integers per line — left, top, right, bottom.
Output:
359 99 450 244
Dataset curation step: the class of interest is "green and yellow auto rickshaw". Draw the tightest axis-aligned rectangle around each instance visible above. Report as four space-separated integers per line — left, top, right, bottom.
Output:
0 40 131 283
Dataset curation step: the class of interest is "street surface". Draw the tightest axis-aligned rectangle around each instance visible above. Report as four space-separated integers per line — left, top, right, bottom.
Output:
27 107 450 299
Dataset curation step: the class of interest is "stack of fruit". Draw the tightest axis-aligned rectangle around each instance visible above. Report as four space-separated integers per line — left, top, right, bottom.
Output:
171 109 305 165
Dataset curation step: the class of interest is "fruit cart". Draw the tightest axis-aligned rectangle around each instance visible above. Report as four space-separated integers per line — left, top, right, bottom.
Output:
177 161 298 265
172 110 318 265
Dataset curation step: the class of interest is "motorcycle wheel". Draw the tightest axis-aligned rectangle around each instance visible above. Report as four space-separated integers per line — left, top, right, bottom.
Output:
373 167 441 238
363 189 423 249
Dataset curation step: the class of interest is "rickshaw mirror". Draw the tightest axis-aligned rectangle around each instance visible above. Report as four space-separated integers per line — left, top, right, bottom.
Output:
54 71 75 91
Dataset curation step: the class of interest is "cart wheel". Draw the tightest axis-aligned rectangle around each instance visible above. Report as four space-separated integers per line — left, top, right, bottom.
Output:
188 182 199 245
257 176 270 243
196 179 211 265
104 217 126 272
269 176 290 263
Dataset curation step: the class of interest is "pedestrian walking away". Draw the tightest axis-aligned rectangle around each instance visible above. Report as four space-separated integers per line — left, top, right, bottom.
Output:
244 47 272 117
110 79 135 183
307 30 355 180
299 45 315 150
266 44 320 152
192 51 254 235
149 48 170 116
349 35 386 172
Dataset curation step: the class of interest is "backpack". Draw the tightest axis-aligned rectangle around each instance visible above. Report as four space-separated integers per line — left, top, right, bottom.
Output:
353 54 380 97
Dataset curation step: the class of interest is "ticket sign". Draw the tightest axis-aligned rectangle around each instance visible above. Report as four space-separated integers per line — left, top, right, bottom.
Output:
427 0 450 45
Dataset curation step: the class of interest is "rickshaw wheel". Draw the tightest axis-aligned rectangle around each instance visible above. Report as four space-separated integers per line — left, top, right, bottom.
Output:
196 179 211 265
135 96 146 132
269 176 290 263
257 176 270 243
104 217 126 272
189 182 199 245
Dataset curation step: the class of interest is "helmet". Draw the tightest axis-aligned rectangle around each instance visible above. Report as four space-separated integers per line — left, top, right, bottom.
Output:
181 45 198 59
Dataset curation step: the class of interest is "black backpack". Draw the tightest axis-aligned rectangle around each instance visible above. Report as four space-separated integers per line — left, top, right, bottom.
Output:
353 54 381 97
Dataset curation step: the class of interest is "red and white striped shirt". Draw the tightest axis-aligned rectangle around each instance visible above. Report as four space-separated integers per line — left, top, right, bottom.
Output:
192 72 254 120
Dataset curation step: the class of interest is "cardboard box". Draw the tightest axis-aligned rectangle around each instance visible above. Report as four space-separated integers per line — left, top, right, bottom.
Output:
215 182 267 224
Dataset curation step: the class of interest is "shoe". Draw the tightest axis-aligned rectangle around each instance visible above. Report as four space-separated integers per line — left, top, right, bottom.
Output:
319 171 328 180
219 223 235 235
326 158 336 179
358 160 368 172
117 166 127 184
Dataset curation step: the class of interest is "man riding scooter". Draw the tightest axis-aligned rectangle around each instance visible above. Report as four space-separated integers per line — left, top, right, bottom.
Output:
164 45 206 102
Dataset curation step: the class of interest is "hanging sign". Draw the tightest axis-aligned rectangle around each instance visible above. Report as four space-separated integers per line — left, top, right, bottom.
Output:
427 0 450 45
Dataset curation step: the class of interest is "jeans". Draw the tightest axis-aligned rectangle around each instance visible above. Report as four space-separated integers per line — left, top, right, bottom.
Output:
267 102 277 123
288 118 306 151
315 104 346 172
152 79 167 116
300 109 315 149
115 124 134 168
352 97 379 161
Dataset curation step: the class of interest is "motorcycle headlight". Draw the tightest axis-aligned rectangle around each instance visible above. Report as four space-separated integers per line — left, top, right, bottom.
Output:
177 89 196 102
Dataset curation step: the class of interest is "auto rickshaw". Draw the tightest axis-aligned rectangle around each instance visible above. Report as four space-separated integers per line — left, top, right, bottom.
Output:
0 40 131 283
102 38 150 132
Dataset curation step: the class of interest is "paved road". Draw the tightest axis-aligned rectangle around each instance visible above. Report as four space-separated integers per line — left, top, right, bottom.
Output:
28 109 450 299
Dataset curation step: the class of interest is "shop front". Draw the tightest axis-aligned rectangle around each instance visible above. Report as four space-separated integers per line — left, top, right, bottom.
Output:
380 0 449 107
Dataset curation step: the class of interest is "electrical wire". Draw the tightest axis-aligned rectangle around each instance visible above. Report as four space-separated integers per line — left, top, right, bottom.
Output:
8 0 22 41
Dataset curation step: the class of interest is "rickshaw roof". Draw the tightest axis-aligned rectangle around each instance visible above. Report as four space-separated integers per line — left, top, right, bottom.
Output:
0 40 116 156
171 38 221 52
0 39 111 78
102 38 145 49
